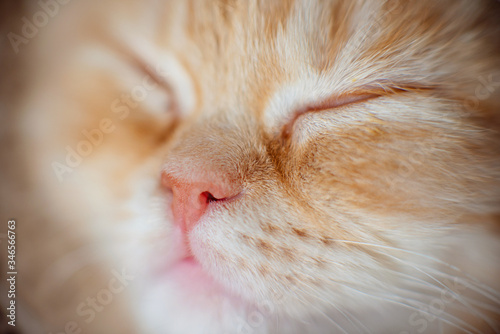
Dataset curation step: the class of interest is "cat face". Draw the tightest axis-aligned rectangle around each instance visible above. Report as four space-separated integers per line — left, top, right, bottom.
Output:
4 0 500 333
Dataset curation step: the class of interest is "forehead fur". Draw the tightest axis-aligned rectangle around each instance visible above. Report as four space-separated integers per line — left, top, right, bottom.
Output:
164 0 500 120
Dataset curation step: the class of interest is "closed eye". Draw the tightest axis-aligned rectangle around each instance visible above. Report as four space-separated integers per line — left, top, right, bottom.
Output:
101 35 180 116
282 85 432 138
282 91 380 138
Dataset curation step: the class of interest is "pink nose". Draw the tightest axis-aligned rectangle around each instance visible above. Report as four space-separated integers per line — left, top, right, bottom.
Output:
161 172 239 233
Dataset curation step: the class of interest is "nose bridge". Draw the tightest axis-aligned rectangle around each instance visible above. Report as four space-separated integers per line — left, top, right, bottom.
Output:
162 116 250 233
165 113 254 175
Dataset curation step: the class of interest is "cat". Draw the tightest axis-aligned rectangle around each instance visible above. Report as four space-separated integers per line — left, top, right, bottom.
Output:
1 0 500 333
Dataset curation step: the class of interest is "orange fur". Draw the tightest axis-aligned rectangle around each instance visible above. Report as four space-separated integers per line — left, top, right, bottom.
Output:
1 0 500 333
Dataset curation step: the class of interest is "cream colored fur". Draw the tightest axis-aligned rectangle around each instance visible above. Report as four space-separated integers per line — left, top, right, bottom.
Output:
1 1 500 333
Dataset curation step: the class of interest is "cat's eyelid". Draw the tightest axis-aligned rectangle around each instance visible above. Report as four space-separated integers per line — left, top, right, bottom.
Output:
129 56 180 115
303 84 423 114
282 90 381 138
306 91 381 113
104 35 181 116
282 84 434 138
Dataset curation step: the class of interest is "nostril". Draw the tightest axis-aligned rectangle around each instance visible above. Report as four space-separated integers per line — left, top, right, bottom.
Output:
203 191 219 203
203 190 243 203
161 170 243 232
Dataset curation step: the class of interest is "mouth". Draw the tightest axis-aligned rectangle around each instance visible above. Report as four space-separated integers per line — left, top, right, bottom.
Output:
159 226 242 304
166 256 221 296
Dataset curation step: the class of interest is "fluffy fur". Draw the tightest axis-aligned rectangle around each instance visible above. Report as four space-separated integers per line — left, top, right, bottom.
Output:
1 0 500 333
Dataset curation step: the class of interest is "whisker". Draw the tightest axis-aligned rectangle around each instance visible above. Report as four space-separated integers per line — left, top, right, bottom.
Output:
297 285 371 334
423 266 500 305
327 239 500 302
326 279 482 334
297 287 349 334
368 249 499 331
294 290 350 334
335 307 372 334
387 268 500 313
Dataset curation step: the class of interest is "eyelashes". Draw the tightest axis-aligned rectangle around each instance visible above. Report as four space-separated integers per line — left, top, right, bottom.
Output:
303 92 382 114
281 84 434 139
281 90 382 139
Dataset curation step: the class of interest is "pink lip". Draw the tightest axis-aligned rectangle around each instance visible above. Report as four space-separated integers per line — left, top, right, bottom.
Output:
150 225 252 316
164 255 234 300
153 224 248 308
157 226 220 293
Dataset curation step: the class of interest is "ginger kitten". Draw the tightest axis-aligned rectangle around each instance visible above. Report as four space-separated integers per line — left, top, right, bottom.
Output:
1 0 500 333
